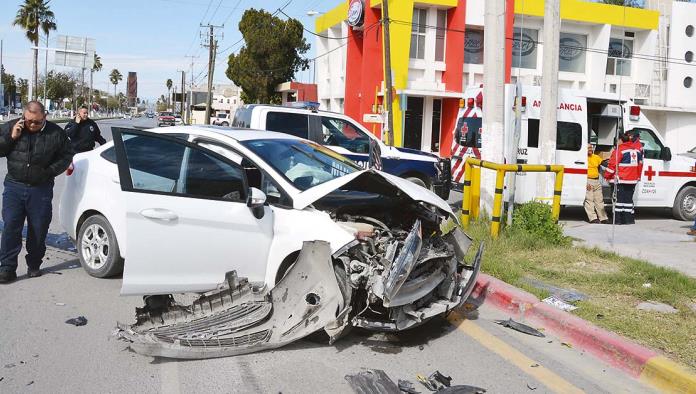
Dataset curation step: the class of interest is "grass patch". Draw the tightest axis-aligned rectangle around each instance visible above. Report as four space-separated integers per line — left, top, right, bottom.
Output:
461 218 696 369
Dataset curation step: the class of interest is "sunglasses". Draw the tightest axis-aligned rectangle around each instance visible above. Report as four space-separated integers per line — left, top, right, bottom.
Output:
24 118 45 125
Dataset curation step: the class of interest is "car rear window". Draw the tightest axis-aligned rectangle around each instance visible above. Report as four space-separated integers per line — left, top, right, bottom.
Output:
101 133 189 163
265 112 309 139
232 107 253 128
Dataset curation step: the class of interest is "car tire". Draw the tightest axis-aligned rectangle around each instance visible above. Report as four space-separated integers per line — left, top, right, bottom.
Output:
405 176 427 189
221 122 229 127
672 185 696 221
77 215 124 278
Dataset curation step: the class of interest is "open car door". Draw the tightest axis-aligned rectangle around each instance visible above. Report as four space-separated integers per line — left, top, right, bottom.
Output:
111 128 274 295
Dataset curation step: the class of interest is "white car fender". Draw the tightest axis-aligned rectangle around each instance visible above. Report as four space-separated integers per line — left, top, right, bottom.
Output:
263 206 355 286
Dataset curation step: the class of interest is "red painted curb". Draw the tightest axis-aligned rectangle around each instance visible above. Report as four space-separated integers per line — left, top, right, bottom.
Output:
472 274 658 378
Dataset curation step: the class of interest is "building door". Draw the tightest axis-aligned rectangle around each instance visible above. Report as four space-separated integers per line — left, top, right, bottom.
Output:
404 96 424 150
431 99 442 152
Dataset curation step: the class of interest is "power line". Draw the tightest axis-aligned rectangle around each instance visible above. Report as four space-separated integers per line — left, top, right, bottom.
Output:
217 0 295 56
207 0 225 25
277 9 351 39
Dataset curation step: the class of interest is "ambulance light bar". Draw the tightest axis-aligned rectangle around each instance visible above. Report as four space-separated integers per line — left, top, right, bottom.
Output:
629 105 641 121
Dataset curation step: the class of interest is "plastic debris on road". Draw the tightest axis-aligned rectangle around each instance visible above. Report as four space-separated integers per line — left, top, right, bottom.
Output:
65 316 88 326
495 319 546 337
542 296 578 312
345 369 400 394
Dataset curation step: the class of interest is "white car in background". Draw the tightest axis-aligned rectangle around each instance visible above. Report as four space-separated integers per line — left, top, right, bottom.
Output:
59 125 481 358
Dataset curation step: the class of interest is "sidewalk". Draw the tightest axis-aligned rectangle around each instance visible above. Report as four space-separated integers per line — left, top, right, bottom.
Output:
561 208 696 278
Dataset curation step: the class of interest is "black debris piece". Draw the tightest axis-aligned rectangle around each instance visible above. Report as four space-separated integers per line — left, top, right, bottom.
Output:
416 374 439 391
4 364 15 369
398 379 420 394
65 316 88 326
530 364 539 368
430 371 452 387
345 369 401 394
0 377 4 382
418 345 424 351
26 381 34 386
527 383 537 390
495 319 545 337
436 385 487 394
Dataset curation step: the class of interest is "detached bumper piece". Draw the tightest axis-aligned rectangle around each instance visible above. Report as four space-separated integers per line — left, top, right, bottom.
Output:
115 241 343 359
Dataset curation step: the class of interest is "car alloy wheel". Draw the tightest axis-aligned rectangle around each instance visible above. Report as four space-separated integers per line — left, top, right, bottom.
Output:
81 223 110 270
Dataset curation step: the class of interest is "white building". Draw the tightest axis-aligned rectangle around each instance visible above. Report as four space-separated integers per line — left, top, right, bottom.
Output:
315 0 696 154
189 83 243 125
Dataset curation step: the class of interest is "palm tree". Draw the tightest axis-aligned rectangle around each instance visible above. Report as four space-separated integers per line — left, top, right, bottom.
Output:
89 53 102 107
109 69 123 111
166 79 173 109
13 0 56 100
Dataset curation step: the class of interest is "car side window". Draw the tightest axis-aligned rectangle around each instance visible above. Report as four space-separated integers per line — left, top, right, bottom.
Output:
120 133 246 201
265 112 309 139
320 116 371 153
632 128 663 160
527 120 582 151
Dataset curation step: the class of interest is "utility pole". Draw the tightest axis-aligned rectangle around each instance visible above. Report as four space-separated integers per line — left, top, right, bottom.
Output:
201 24 223 125
537 0 560 200
481 0 507 214
382 0 395 146
184 55 198 123
179 70 185 119
1 39 4 109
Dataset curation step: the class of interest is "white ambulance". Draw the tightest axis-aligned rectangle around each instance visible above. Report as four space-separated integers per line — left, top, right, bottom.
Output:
450 85 696 221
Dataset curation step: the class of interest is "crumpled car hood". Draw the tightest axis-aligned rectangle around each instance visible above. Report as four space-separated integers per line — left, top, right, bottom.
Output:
293 170 457 222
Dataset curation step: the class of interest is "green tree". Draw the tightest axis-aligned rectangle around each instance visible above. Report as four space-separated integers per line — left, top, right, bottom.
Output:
1 67 17 107
166 78 173 108
17 78 29 105
109 69 122 98
225 8 309 103
38 71 77 106
601 0 642 7
13 0 56 100
90 53 102 105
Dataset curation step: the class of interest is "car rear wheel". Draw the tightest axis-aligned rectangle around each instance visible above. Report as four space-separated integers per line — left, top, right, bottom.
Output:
77 215 124 278
221 122 229 127
673 186 696 221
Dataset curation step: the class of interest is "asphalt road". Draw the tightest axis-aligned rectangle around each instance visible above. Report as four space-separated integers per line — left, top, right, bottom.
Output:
0 118 657 392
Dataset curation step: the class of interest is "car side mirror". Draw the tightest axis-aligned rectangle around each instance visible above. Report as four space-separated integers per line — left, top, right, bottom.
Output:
660 146 672 161
246 187 267 219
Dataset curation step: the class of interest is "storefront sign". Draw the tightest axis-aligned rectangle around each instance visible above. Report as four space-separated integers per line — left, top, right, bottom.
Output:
559 33 587 73
559 37 583 61
512 28 538 69
512 32 536 57
347 0 364 28
464 30 484 64
608 39 632 59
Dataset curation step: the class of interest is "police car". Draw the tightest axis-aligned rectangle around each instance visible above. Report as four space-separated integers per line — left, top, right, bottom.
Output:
450 85 696 221
232 102 451 199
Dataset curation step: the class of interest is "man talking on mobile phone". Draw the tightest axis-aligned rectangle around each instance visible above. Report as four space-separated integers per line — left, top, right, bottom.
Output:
0 101 74 283
64 105 106 153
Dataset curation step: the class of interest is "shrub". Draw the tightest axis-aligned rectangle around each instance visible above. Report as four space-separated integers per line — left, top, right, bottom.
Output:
508 202 569 247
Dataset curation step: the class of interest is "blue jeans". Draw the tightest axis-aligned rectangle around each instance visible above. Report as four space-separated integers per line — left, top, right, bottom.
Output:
0 178 54 273
692 218 696 231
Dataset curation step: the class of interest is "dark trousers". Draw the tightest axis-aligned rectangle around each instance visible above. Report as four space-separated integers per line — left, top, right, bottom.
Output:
615 183 636 225
0 179 54 273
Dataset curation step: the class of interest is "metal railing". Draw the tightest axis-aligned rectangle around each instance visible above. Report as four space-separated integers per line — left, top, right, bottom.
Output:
461 158 565 238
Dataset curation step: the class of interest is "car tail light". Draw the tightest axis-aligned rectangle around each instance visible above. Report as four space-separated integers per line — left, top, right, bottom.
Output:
459 99 465 108
629 105 640 121
467 98 475 108
66 162 74 176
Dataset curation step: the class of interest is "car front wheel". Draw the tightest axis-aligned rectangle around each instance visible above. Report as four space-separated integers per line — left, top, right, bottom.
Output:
77 214 124 278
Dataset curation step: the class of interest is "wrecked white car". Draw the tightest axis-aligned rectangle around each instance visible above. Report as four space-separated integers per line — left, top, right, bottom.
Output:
60 126 481 359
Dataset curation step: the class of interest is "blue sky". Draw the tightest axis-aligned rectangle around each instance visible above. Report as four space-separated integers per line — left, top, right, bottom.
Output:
0 0 342 100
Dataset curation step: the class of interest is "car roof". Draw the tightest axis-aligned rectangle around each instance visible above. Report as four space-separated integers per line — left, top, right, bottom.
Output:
146 125 302 142
240 103 345 117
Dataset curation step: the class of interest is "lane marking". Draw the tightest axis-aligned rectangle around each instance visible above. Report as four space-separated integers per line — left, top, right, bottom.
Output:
447 312 585 394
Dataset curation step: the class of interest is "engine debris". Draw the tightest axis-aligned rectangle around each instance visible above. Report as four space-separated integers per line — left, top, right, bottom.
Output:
495 319 545 338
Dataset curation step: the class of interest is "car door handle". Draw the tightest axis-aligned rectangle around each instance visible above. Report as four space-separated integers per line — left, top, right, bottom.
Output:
574 161 586 165
140 208 178 221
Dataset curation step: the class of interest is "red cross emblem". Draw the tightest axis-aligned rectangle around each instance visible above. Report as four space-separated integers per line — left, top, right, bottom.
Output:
644 165 656 181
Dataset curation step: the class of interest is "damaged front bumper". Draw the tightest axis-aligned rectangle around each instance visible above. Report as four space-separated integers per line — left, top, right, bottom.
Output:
116 229 483 359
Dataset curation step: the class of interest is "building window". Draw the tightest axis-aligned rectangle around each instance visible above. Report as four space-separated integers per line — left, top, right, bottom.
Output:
686 25 694 37
410 8 427 60
685 77 693 89
435 10 447 62
606 37 633 76
686 51 693 63
431 99 442 152
512 27 538 69
559 33 587 73
464 29 484 64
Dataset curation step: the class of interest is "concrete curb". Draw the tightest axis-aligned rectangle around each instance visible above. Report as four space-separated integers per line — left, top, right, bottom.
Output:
471 273 696 393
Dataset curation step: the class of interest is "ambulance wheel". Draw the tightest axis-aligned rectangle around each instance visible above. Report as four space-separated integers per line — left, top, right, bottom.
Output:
672 186 696 221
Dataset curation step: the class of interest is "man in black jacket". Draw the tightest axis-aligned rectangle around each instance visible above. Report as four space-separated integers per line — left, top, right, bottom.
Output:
0 101 74 283
64 105 107 153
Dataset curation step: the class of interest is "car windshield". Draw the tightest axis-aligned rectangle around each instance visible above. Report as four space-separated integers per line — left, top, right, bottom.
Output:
241 139 361 191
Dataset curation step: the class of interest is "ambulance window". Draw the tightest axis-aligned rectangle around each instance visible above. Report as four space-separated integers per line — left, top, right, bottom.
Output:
526 120 582 151
457 117 482 148
632 128 664 160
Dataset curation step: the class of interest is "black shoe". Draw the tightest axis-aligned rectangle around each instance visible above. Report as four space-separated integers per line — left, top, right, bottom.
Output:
0 271 17 283
27 269 42 278
590 219 600 224
601 220 610 224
